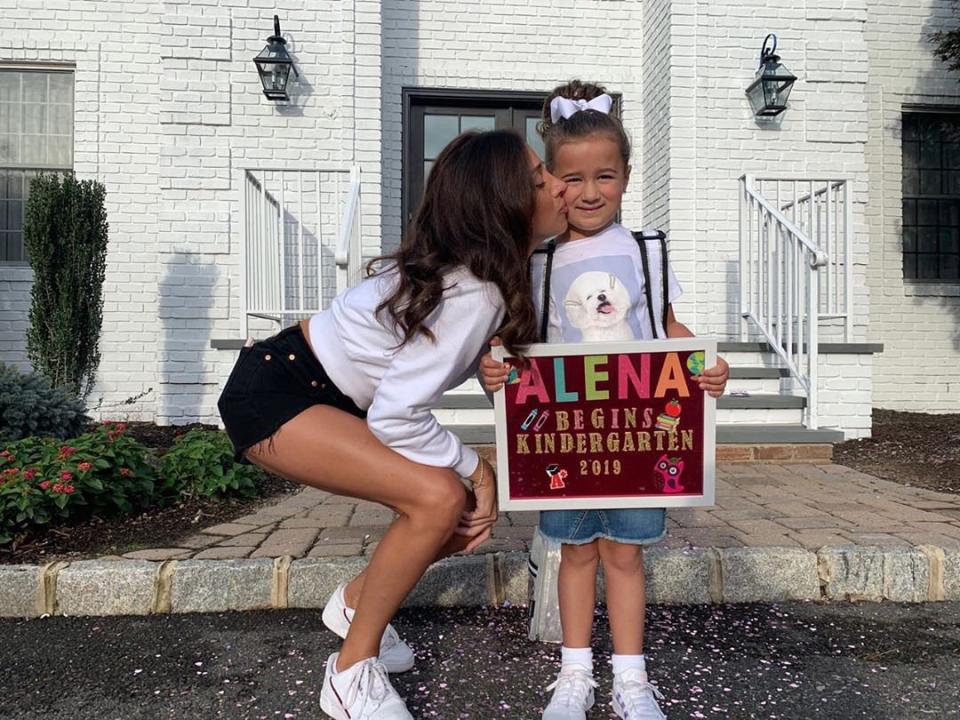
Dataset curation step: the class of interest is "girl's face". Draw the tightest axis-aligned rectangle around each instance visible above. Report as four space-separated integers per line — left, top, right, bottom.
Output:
551 134 629 240
527 146 569 250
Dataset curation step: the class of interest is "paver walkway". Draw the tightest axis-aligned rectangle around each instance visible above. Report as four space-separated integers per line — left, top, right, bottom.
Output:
119 462 960 562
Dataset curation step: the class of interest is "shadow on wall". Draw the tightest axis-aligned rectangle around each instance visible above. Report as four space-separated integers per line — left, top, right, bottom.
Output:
158 252 220 425
906 8 960 352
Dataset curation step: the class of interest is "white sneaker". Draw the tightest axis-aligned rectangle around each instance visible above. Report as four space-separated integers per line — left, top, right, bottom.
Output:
320 653 414 720
322 583 416 673
541 664 598 720
611 668 666 720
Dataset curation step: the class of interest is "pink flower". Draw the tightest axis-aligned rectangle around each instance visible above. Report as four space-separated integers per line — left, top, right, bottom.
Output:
23 469 36 480
52 483 63 493
39 481 51 490
119 467 132 477
78 462 92 472
2 468 19 477
59 471 74 482
64 485 75 494
58 446 77 460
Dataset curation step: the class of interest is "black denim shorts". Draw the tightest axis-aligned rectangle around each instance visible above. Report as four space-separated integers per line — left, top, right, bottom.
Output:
217 324 367 462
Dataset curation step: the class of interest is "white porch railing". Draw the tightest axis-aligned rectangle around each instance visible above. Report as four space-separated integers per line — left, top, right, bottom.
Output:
739 175 853 429
238 166 362 336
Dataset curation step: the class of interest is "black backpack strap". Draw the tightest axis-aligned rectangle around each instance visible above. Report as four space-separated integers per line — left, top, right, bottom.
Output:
535 239 557 342
632 230 661 339
658 233 670 332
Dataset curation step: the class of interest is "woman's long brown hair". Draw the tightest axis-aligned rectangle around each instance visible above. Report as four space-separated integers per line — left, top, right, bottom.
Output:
368 130 539 357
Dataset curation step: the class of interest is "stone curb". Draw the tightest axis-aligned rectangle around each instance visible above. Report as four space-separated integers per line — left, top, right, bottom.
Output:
2 544 958 619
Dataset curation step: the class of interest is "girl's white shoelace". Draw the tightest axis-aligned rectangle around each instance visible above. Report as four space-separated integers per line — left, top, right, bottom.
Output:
546 666 598 706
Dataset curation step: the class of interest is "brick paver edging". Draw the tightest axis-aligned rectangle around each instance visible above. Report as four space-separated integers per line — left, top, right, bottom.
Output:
2 544 959 618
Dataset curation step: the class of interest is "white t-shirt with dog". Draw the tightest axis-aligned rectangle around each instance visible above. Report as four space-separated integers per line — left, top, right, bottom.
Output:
532 222 683 344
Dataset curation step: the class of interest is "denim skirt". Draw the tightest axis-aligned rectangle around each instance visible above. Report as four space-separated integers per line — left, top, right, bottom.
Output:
539 507 666 545
217 324 366 462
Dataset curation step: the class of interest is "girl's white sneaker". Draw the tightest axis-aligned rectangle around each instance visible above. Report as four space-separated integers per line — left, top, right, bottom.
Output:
541 664 598 720
321 583 415 673
320 653 414 720
611 668 666 720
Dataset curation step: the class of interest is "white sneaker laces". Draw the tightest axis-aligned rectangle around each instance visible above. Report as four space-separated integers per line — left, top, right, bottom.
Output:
545 666 598 707
380 624 400 652
345 659 393 712
616 675 665 718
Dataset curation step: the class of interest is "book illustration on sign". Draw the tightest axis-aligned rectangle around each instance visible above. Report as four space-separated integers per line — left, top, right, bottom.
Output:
654 454 685 493
654 399 682 432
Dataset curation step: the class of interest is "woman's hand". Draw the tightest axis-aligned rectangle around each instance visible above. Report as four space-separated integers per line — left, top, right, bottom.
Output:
698 355 729 398
480 336 511 392
455 458 498 552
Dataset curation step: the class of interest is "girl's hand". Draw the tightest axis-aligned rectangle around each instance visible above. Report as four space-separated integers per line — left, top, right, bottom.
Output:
456 458 498 552
698 355 729 398
480 336 511 392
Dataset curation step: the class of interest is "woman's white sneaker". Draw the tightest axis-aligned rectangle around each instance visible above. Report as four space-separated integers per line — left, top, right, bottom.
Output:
541 664 598 720
319 653 414 720
611 668 666 720
321 583 416 673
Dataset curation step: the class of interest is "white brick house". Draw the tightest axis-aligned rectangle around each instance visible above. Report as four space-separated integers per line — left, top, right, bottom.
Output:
0 0 957 441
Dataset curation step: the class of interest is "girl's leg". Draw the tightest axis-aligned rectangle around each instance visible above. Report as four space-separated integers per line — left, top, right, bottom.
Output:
558 541 600 648
597 539 645 655
246 404 468 670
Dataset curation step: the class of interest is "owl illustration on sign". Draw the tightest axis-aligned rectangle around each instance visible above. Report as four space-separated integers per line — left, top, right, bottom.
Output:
654 455 685 493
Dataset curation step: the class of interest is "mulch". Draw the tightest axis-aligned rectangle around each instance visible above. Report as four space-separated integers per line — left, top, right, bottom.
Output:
0 423 298 566
832 409 960 495
1 410 956 565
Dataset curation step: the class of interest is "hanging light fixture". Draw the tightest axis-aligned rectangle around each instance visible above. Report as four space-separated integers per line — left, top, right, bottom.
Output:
253 15 299 101
746 34 797 118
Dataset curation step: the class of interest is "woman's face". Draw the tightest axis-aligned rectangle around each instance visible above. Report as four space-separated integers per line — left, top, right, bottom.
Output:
527 146 568 249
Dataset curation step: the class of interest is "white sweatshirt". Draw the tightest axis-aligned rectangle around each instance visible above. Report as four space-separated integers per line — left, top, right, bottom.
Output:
308 266 504 478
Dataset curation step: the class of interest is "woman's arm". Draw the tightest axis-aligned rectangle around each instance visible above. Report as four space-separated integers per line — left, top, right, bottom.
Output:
366 276 504 478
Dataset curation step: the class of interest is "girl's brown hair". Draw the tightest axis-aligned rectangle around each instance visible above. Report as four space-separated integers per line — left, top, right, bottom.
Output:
538 80 631 170
369 130 539 357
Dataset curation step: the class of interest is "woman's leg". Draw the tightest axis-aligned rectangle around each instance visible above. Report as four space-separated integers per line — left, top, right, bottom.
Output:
557 541 600 648
597 539 645 654
246 404 468 669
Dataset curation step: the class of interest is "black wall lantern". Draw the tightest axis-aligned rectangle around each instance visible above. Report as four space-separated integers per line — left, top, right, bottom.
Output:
746 34 797 118
254 15 299 101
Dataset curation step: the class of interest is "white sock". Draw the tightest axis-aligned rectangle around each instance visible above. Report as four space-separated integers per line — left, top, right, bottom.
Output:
561 646 594 672
612 653 646 676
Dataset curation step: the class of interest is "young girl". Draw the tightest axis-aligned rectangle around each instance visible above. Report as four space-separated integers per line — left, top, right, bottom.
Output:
482 82 728 720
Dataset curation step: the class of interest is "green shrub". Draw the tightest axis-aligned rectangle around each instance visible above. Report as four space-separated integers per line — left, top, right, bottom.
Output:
159 429 262 500
24 173 109 400
0 363 89 442
0 422 157 546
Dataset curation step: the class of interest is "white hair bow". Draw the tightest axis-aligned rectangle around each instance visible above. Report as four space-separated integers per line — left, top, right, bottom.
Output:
549 94 614 123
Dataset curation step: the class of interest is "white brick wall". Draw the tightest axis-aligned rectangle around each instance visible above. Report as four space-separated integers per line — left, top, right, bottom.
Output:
865 0 960 412
0 0 381 424
381 0 647 254
688 0 872 346
2 0 954 425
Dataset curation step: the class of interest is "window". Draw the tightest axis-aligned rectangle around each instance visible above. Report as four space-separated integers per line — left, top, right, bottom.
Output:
403 90 548 224
0 69 74 264
902 112 960 281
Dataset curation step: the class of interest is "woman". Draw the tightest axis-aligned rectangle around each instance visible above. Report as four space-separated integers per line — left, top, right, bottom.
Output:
218 130 568 720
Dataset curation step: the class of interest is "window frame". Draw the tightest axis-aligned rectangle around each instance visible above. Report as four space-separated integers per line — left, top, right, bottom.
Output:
0 65 75 266
402 88 549 226
901 107 960 285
